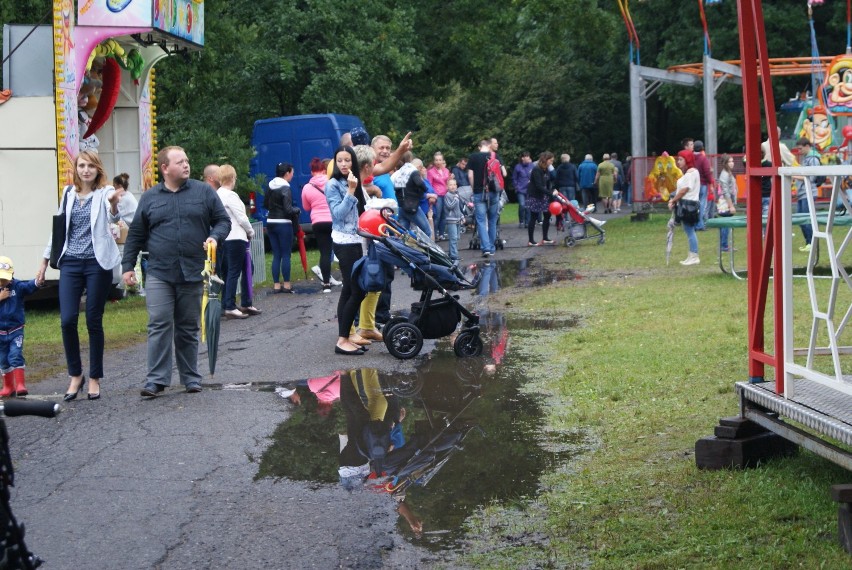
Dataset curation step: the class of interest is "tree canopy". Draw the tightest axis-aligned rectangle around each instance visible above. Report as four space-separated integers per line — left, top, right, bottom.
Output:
4 0 851 180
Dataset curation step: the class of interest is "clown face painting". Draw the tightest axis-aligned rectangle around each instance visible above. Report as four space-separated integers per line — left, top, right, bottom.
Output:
824 53 852 116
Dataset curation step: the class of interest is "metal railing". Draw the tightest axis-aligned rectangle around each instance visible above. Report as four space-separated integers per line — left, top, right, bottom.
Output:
779 166 852 399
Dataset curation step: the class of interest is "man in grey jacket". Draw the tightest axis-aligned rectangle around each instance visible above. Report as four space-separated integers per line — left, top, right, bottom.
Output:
122 146 231 397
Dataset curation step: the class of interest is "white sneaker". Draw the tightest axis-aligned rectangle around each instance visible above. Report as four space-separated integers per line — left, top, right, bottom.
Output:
329 276 343 287
679 253 700 266
311 265 323 281
799 243 812 252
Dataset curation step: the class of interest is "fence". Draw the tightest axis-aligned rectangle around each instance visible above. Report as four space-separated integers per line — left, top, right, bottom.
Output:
628 153 747 208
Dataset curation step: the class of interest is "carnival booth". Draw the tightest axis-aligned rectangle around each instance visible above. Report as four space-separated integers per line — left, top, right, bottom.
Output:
0 0 203 281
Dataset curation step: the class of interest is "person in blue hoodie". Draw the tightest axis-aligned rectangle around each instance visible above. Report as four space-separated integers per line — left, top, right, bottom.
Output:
0 256 41 398
577 154 598 209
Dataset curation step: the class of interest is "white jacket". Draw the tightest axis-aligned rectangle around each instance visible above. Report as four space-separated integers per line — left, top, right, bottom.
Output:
217 186 254 242
43 185 122 270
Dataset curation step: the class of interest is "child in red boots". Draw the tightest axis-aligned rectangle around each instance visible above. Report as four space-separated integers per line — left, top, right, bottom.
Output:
0 256 41 397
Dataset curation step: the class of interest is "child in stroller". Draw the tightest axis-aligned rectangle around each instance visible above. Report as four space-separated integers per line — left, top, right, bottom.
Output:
357 209 483 360
551 194 607 247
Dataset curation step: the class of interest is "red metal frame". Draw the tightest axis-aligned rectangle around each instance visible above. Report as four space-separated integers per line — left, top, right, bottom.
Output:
738 0 785 392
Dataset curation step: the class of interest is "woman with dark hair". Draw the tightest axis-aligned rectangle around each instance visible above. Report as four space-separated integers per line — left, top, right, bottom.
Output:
526 151 557 246
265 162 300 293
112 173 138 226
325 146 370 355
36 150 127 401
301 157 334 292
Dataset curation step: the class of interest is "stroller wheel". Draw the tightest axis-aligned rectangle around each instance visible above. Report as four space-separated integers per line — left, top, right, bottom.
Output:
598 235 606 245
381 316 408 333
390 374 425 397
564 236 576 247
385 322 423 360
454 330 484 358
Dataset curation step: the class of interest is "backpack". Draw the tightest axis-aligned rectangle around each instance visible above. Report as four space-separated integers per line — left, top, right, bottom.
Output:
484 155 503 193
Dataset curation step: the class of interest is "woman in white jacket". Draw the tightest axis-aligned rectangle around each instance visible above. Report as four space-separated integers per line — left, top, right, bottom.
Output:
217 165 261 319
36 150 129 401
668 150 702 266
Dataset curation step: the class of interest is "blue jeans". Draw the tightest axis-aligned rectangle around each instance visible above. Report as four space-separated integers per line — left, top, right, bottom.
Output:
144 276 203 386
517 193 528 225
221 239 251 311
559 186 577 203
696 184 708 230
473 192 499 253
0 329 24 371
447 221 460 261
434 195 446 236
58 257 113 378
398 207 433 238
720 226 731 251
798 197 813 244
683 221 698 254
267 222 293 283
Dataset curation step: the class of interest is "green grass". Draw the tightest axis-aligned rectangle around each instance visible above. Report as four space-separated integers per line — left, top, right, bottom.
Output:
455 213 852 569
22 248 315 382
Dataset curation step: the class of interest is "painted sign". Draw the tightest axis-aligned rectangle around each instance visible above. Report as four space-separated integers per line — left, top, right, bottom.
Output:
139 71 157 190
77 0 151 27
153 0 204 46
55 0 78 189
821 53 852 117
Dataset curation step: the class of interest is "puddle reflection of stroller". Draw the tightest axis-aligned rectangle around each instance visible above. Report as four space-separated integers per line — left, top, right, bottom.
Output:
358 210 483 360
462 189 506 251
553 195 606 247
382 373 480 497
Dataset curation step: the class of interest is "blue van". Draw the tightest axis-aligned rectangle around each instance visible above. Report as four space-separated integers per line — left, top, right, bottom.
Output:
249 113 367 231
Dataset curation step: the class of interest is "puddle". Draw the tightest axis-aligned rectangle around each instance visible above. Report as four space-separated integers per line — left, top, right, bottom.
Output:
460 259 576 297
254 317 584 550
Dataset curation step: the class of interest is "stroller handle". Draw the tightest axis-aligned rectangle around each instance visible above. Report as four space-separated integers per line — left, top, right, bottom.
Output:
1 400 60 418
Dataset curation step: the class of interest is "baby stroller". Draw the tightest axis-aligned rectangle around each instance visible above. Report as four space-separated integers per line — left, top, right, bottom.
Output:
465 190 506 251
358 210 483 360
553 195 606 247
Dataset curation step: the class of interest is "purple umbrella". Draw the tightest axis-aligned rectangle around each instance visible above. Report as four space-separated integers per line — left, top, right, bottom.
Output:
245 243 254 302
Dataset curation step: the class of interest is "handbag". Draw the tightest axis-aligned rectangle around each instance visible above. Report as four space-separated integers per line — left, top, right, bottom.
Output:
675 199 700 225
49 186 72 269
353 241 386 292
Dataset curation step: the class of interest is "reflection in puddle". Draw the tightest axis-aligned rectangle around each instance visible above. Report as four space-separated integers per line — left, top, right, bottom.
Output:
462 259 576 298
256 330 582 550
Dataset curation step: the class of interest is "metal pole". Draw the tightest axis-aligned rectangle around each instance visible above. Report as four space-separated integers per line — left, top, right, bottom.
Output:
629 63 647 161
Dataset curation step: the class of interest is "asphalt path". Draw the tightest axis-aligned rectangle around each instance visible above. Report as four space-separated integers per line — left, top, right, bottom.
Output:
5 213 619 569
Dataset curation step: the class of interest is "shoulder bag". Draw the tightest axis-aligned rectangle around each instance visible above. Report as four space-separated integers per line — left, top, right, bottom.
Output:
49 186 72 269
675 199 700 225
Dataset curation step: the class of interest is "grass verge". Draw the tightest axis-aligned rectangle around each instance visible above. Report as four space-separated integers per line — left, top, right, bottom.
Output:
457 212 852 569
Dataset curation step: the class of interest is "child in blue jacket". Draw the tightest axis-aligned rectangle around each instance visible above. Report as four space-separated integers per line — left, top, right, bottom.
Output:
0 256 41 397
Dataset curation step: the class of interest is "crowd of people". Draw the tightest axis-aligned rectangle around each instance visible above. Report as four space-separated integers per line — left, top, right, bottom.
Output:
0 129 637 402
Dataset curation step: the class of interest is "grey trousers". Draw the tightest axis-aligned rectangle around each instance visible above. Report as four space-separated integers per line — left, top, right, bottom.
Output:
145 276 203 386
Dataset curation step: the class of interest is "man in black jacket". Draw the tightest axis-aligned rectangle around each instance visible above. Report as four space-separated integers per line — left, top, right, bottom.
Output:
122 146 231 397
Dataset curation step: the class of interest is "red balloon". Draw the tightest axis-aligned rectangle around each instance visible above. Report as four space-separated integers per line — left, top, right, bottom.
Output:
843 124 852 141
549 201 563 216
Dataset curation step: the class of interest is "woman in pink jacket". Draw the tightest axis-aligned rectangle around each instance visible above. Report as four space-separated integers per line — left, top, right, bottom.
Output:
301 158 335 292
426 151 451 239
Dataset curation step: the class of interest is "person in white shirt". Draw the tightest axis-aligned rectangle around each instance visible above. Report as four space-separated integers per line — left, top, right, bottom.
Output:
216 165 261 319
